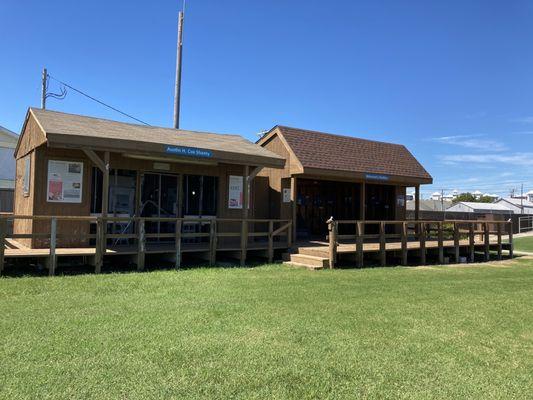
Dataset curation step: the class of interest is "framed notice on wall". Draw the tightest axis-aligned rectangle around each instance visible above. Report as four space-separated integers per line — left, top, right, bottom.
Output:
228 175 243 209
396 194 405 207
283 188 291 203
47 160 83 203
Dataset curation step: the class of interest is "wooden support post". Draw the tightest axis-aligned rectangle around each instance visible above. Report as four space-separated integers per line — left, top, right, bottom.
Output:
414 185 420 221
419 221 426 264
175 219 182 269
356 221 364 268
240 166 249 267
437 222 444 264
0 218 6 274
401 222 408 266
453 222 460 263
177 174 184 218
469 223 475 262
508 221 514 258
360 182 366 221
95 218 103 273
267 220 274 263
497 223 502 260
209 220 217 265
379 222 386 266
48 217 57 276
137 218 145 271
484 222 490 261
240 220 247 267
100 151 110 265
291 176 297 241
83 149 106 172
327 218 337 269
287 221 293 248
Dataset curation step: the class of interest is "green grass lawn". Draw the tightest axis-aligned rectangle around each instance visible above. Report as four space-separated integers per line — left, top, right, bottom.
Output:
1 259 532 399
514 236 533 252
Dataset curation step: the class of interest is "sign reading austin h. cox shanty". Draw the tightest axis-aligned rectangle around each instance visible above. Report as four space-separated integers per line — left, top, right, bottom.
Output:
165 145 212 158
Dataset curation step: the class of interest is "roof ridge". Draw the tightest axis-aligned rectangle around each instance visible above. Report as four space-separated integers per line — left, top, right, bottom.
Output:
29 107 244 138
0 125 18 138
276 125 407 147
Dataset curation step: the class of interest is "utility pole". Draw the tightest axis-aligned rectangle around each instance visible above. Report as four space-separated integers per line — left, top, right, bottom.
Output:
521 183 524 214
41 68 47 109
173 9 184 129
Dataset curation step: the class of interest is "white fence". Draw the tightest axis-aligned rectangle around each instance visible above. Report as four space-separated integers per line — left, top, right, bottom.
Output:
518 216 533 233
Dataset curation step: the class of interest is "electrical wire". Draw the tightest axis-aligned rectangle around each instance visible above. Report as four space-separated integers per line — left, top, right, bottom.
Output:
47 74 150 126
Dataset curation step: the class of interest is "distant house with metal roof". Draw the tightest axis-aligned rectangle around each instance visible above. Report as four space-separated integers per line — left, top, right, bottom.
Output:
494 197 533 215
407 199 452 212
446 201 512 214
0 125 18 211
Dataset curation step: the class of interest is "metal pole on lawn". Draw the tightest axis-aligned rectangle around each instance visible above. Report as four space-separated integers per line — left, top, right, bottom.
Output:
173 10 184 129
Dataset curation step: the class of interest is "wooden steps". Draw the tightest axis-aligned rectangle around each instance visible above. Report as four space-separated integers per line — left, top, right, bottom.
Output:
283 248 330 270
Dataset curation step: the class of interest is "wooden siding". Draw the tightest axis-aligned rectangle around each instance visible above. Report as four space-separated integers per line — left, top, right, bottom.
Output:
14 115 46 159
13 151 36 246
15 145 260 248
256 133 293 220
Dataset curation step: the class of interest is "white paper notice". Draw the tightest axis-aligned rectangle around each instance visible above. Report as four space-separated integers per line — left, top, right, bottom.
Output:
228 175 243 209
47 160 83 203
283 188 291 203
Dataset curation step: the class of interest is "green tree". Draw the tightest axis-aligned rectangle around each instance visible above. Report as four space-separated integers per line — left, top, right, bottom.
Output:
453 193 494 203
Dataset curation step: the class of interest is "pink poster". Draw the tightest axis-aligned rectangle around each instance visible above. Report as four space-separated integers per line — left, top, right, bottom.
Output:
48 178 63 201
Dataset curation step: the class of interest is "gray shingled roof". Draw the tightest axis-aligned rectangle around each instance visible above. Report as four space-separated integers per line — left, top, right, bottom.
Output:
28 108 285 168
0 125 18 142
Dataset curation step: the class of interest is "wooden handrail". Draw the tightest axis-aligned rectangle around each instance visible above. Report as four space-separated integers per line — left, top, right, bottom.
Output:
0 215 294 275
327 217 513 268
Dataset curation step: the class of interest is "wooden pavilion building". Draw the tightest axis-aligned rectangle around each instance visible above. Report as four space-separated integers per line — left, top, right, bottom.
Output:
0 109 513 273
256 126 432 239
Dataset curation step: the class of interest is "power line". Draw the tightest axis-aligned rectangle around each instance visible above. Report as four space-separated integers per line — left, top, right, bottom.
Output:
47 74 150 126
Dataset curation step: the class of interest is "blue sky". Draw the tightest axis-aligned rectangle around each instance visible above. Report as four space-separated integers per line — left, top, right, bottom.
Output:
1 0 532 197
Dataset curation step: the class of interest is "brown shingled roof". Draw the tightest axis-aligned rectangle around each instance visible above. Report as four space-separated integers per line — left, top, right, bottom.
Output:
271 126 432 182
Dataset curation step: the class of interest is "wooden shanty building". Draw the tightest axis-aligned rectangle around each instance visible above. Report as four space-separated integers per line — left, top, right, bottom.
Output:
256 126 432 239
0 109 514 274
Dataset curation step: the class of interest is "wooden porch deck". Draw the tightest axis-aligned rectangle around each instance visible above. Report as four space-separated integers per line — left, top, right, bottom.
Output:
285 219 514 269
297 237 506 254
0 216 514 273
2 240 289 258
0 215 293 275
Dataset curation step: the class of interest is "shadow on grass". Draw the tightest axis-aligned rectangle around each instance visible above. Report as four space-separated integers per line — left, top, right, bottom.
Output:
0 253 279 279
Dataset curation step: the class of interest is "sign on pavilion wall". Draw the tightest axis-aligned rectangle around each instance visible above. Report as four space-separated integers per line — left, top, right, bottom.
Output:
228 175 243 209
47 160 83 203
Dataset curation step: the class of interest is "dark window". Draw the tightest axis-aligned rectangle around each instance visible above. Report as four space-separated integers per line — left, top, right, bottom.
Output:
202 176 218 215
90 168 137 215
182 175 218 216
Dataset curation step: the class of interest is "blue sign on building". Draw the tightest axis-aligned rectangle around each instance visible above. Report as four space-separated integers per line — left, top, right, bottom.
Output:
165 146 213 158
365 173 389 181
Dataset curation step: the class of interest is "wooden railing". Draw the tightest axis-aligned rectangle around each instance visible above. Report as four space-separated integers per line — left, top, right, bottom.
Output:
0 215 292 275
326 219 513 269
518 216 533 233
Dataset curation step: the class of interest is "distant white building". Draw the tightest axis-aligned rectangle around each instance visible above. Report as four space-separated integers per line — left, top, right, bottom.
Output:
484 193 499 200
442 193 454 201
526 190 533 203
430 191 441 201
472 190 483 199
0 125 18 211
495 197 533 215
447 202 512 214
406 199 452 212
